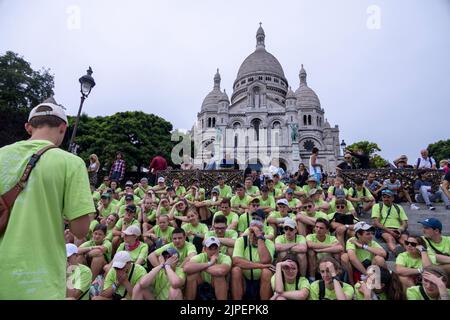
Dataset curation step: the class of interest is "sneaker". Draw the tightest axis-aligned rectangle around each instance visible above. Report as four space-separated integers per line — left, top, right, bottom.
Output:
428 205 436 211
410 204 420 210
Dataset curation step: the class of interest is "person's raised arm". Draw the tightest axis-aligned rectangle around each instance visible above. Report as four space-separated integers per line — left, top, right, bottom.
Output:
274 262 284 295
232 256 270 270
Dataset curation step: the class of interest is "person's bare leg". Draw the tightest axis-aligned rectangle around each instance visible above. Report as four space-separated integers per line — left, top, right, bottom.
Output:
297 253 307 277
297 221 307 237
335 225 347 249
382 233 396 253
363 202 374 212
212 276 228 300
168 287 183 300
372 255 387 269
112 236 121 257
132 283 155 300
90 254 107 281
260 268 273 300
340 253 354 285
231 266 244 300
398 276 415 292
185 273 200 300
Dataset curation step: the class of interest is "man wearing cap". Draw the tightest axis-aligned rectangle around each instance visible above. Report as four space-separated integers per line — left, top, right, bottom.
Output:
341 221 387 285
241 209 275 241
327 177 348 201
116 225 148 268
296 198 329 236
231 183 253 214
66 243 92 300
118 194 142 218
309 188 330 212
184 237 232 300
347 178 375 215
149 228 197 269
109 152 126 182
0 99 94 299
152 177 168 197
133 247 185 300
94 251 147 300
267 199 296 236
302 176 323 195
118 181 141 207
134 177 151 199
420 218 450 275
214 176 233 199
275 218 307 276
97 191 118 219
232 215 276 300
257 186 276 214
206 215 238 256
287 179 305 198
245 177 260 197
372 189 409 255
213 198 239 231
285 188 301 209
382 171 419 210
112 204 140 255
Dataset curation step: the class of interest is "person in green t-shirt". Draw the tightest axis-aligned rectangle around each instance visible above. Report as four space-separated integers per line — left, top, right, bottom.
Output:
302 176 323 196
207 215 238 256
396 236 436 290
309 256 354 300
270 254 310 300
296 197 329 236
419 218 450 274
267 178 284 200
115 225 148 269
231 214 275 300
306 218 343 283
134 177 151 199
406 266 449 300
182 210 209 254
214 175 233 199
118 181 141 206
141 197 157 234
213 198 239 231
97 192 117 218
309 188 330 213
109 180 122 198
327 198 358 248
173 178 187 197
257 185 276 214
231 183 253 215
0 103 95 299
118 193 142 218
273 173 286 193
340 221 387 285
245 177 260 197
168 199 189 227
371 189 409 254
285 188 301 210
66 244 92 300
149 228 197 269
184 236 232 300
93 251 147 300
97 175 111 193
112 204 140 255
132 247 185 300
144 215 174 248
354 265 404 300
286 179 306 199
266 198 296 236
192 188 220 222
275 218 307 276
347 177 375 215
105 213 119 242
78 224 112 281
154 197 172 219
326 177 348 201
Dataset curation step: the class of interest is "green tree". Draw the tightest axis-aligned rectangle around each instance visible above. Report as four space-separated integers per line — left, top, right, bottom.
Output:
427 139 450 163
346 140 388 168
0 51 55 146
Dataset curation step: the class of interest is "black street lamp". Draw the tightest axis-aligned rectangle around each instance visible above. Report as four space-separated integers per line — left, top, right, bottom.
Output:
69 66 96 153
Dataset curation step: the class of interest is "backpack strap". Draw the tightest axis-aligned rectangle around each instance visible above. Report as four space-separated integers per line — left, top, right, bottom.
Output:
416 158 421 168
319 280 326 300
424 238 450 257
419 285 430 300
243 235 254 281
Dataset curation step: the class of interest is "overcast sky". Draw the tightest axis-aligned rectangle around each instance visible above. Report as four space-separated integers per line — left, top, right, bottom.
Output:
1 0 449 163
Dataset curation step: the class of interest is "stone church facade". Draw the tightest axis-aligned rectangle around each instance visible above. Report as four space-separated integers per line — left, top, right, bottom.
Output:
193 24 342 173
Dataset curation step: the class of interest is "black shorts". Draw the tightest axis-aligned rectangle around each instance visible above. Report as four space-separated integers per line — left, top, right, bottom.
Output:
244 278 260 301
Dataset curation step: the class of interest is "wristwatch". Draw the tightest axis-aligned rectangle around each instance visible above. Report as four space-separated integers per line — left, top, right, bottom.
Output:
362 244 369 250
207 261 214 267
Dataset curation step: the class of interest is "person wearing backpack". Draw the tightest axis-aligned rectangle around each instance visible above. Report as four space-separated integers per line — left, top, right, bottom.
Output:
328 198 359 249
66 243 92 300
371 190 409 255
308 256 354 300
419 218 450 277
406 266 449 300
414 149 437 169
270 254 310 300
347 178 375 216
327 177 348 201
0 99 93 299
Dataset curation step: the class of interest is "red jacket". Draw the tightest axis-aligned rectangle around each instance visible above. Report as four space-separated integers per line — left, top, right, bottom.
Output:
149 156 167 174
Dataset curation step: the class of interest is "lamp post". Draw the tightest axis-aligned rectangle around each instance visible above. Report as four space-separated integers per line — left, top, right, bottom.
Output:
340 139 347 156
69 67 96 153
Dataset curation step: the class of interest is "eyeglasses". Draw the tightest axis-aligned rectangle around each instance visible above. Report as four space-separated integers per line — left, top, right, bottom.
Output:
405 241 417 247
283 226 295 232
336 205 346 209
303 205 313 209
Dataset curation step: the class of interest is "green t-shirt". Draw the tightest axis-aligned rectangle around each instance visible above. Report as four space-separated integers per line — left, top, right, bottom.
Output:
175 186 186 197
154 242 197 264
288 198 301 208
93 191 101 203
115 218 140 231
205 230 238 254
268 211 296 221
421 236 450 256
347 187 374 201
106 227 114 242
327 186 348 197
134 186 150 199
371 203 408 229
213 211 239 226
232 236 275 280
103 264 147 299
88 219 100 240
154 267 186 300
182 223 209 242
144 209 157 223
354 282 387 300
407 285 450 300
270 274 310 293
306 234 338 259
299 210 329 221
270 188 284 198
237 212 253 233
275 234 306 245
274 181 286 191
117 242 149 266
243 225 275 239
396 251 437 268
151 225 174 243
80 239 113 261
214 185 233 199
67 264 92 300
231 195 253 208
346 237 383 262
190 252 232 283
99 202 118 218
0 140 95 299
118 194 141 207
118 205 142 218
245 186 260 196
309 280 354 300
257 195 276 209
302 185 322 194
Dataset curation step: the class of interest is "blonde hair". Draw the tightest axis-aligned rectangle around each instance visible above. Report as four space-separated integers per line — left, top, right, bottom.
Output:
89 154 100 170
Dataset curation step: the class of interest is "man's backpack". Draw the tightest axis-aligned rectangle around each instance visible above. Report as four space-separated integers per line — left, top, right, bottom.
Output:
416 157 434 168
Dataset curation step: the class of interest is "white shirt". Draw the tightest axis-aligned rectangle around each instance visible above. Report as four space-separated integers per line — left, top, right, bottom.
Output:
416 157 436 169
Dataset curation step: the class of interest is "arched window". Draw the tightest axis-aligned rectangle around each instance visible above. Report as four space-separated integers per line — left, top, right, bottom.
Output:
316 116 319 126
303 115 307 125
291 116 293 122
251 119 261 141
308 115 312 125
202 119 204 128
208 118 211 127
212 118 216 127
253 87 261 108
233 122 241 129
272 121 281 129
234 134 238 148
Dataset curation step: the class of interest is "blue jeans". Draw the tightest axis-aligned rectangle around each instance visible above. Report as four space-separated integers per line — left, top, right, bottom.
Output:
110 171 121 181
415 185 450 206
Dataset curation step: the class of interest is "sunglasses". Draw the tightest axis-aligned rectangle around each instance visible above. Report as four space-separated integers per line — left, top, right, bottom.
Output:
405 241 417 247
336 205 346 209
283 226 295 232
303 205 313 209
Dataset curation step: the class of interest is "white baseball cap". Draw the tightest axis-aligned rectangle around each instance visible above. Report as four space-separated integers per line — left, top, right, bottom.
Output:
277 199 289 206
123 225 141 236
28 98 68 123
354 221 374 233
66 243 78 258
283 218 297 230
112 251 132 269
158 177 165 183
204 236 221 248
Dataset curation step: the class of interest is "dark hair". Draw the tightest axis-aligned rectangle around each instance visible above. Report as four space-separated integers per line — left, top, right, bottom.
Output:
93 223 107 235
235 183 244 189
354 178 364 186
335 198 347 206
213 215 227 225
317 256 341 273
220 198 231 206
302 197 313 205
172 228 186 236
29 106 65 128
281 253 300 271
423 266 448 284
378 267 405 300
315 218 330 230
312 147 319 154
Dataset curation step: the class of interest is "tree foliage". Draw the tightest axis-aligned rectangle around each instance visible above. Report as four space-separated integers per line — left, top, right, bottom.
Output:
428 139 450 162
346 140 388 168
0 51 55 146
